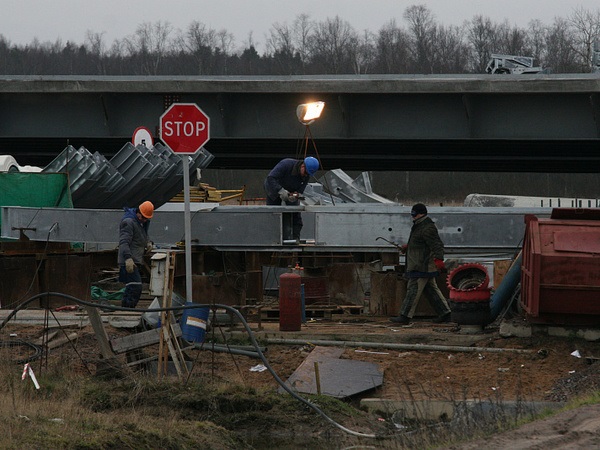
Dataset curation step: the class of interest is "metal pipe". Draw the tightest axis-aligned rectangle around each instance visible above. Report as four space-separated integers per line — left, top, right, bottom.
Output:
192 343 261 358
263 338 532 354
490 251 523 319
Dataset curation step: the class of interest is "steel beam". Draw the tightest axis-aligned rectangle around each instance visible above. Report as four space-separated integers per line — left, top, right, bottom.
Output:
1 205 550 253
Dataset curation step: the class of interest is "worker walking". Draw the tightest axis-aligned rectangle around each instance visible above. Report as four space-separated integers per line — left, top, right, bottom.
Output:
264 156 319 240
390 203 451 325
118 200 154 308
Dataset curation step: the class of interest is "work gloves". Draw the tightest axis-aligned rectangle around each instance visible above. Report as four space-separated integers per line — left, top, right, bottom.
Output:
278 188 290 202
125 258 135 274
278 189 299 202
145 241 154 252
400 244 408 254
434 258 446 273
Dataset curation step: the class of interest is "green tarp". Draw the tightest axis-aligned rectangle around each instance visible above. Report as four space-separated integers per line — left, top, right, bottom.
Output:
0 172 73 240
91 286 124 301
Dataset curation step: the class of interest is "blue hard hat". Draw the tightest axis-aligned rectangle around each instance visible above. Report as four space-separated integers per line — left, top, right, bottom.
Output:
304 156 319 176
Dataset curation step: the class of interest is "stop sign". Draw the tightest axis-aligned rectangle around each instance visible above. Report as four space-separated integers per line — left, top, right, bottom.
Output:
159 103 210 154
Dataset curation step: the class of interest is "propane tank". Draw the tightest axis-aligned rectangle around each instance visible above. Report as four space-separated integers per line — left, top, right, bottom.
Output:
279 272 302 331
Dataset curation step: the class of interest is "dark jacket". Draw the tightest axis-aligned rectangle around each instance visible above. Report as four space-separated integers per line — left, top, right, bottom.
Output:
118 207 149 265
264 158 309 203
405 216 444 278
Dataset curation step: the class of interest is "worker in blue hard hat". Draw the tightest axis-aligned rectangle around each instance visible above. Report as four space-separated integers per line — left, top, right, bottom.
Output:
264 156 319 240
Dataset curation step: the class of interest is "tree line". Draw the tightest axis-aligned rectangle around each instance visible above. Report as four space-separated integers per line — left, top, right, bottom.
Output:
0 5 599 76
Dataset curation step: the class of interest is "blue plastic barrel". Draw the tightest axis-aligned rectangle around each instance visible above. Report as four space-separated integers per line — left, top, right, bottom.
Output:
180 302 210 342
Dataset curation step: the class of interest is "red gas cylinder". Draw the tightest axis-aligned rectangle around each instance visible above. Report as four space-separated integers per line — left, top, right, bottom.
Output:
279 272 302 331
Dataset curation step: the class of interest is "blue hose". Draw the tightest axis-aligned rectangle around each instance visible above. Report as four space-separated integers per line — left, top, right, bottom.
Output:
490 251 523 319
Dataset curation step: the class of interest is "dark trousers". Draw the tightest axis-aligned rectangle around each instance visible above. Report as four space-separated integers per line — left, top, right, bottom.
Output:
266 196 303 239
119 265 143 308
401 277 450 318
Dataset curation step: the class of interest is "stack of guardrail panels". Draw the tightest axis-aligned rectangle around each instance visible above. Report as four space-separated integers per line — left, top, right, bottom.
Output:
42 143 214 209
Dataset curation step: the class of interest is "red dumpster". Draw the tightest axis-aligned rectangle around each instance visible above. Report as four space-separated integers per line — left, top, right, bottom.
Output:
521 209 600 325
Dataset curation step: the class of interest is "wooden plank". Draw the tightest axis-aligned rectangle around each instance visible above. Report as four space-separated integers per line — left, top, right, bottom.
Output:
47 331 79 350
110 323 182 354
163 325 185 378
494 259 513 289
33 330 58 346
84 305 116 359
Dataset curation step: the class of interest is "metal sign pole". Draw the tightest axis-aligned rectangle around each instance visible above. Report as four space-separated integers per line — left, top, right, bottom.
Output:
182 155 193 303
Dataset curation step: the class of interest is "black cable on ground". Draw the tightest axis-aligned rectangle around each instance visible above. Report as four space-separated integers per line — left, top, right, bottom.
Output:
0 339 43 364
1 291 387 439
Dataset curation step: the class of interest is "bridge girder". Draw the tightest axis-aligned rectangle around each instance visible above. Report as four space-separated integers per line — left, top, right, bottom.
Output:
1 75 599 172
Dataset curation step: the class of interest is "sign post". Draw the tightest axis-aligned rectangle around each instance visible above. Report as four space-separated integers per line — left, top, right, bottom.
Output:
159 103 210 304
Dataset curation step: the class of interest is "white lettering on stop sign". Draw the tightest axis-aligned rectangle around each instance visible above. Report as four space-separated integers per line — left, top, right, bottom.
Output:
163 121 206 137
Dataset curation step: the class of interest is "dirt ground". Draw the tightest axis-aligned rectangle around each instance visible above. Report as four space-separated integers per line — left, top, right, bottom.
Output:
444 403 600 449
3 310 600 448
216 316 600 404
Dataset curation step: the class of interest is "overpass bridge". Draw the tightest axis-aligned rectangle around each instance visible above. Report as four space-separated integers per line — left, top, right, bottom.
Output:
0 74 599 172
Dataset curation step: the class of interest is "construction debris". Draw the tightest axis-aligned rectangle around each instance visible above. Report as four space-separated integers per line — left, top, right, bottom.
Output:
170 183 245 204
280 345 383 398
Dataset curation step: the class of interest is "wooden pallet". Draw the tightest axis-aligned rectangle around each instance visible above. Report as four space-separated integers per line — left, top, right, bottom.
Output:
170 183 245 204
259 305 364 321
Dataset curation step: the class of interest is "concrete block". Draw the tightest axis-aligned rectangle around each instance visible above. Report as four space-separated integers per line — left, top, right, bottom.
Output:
547 326 600 342
499 320 532 338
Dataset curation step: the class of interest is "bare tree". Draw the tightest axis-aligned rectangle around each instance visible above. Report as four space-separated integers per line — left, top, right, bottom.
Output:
214 29 235 74
545 17 579 73
433 24 469 73
178 21 218 74
293 14 313 73
265 21 301 74
216 29 235 56
84 31 107 74
309 16 359 74
123 21 174 75
266 21 294 55
353 30 376 74
237 32 262 74
495 20 529 55
568 6 600 71
466 15 496 73
374 20 411 73
525 20 547 68
403 5 437 73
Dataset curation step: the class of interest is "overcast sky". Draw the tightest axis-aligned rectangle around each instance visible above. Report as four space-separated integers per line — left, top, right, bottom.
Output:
1 1 598 51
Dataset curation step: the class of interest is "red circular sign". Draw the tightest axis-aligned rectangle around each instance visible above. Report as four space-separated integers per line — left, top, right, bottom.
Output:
159 103 210 154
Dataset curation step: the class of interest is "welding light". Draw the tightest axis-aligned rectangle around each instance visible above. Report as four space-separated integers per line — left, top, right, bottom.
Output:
296 101 325 125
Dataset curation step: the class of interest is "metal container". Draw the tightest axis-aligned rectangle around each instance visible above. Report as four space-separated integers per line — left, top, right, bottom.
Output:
521 209 600 325
180 302 210 343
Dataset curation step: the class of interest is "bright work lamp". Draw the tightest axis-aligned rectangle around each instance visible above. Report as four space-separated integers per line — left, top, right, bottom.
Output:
296 101 325 125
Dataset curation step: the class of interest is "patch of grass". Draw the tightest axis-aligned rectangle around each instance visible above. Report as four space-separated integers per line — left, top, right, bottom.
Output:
566 390 600 409
306 394 363 418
